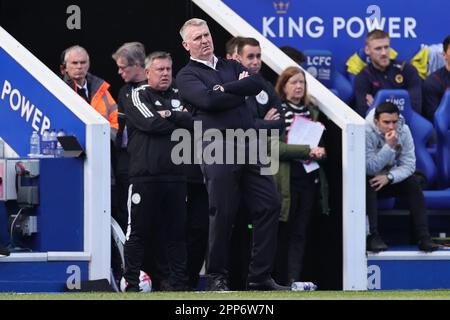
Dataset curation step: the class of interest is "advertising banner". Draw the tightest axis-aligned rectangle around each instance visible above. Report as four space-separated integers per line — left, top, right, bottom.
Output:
223 0 448 73
0 47 85 157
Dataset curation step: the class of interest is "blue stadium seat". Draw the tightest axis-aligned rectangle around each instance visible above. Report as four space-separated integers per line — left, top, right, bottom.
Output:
377 198 397 210
330 70 354 104
434 90 450 188
423 189 450 209
346 47 369 86
302 49 353 104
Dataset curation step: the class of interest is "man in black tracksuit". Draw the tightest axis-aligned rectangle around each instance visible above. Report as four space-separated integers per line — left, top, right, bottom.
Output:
123 51 192 292
177 18 287 291
111 42 148 285
112 42 148 233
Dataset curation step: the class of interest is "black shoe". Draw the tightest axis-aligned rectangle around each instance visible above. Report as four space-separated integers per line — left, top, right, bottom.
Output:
205 276 229 291
158 279 190 292
247 278 290 291
366 234 388 252
125 285 140 292
418 237 440 252
159 279 176 292
0 244 10 257
288 278 297 286
170 283 191 292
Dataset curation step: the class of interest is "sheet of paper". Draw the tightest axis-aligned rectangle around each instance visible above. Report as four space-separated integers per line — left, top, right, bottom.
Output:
303 160 320 173
287 115 325 146
287 116 325 173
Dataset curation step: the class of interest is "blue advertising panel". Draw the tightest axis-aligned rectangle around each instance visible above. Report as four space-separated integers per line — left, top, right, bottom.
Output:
368 259 450 290
34 158 84 251
0 261 89 292
222 0 448 73
0 47 85 156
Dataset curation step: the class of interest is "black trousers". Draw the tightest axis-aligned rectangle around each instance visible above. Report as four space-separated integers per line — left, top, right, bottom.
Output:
201 161 280 283
229 203 253 290
186 182 209 289
111 148 129 233
366 175 430 240
124 181 187 290
273 175 318 285
112 173 129 233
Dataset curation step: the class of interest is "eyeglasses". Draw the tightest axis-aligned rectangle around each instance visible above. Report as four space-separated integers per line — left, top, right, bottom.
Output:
117 64 132 71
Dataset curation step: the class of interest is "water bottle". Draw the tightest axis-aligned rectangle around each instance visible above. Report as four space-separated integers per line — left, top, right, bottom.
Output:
42 129 50 155
56 129 65 157
29 131 40 156
49 129 57 156
291 281 317 291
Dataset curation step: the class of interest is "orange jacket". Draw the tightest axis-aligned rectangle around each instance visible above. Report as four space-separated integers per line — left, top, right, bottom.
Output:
90 80 119 129
65 73 119 129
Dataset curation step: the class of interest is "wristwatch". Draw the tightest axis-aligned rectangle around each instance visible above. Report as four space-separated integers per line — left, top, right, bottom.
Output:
164 110 172 118
387 172 394 184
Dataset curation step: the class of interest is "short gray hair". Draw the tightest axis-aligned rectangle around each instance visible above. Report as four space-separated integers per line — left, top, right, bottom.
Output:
64 45 89 63
145 51 172 69
112 42 146 68
179 18 208 41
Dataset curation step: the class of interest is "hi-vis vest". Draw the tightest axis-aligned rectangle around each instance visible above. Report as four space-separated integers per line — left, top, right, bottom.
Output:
68 73 119 130
90 81 119 130
410 44 445 79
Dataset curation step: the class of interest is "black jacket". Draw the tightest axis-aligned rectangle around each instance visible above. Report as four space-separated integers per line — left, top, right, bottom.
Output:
116 80 147 149
423 67 450 122
176 58 265 131
354 59 423 116
246 79 284 131
124 84 193 182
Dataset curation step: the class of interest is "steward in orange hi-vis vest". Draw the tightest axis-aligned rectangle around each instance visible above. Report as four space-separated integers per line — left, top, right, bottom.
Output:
64 72 119 130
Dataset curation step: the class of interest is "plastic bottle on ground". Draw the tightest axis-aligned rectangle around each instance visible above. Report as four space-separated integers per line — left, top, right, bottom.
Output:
291 281 318 291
